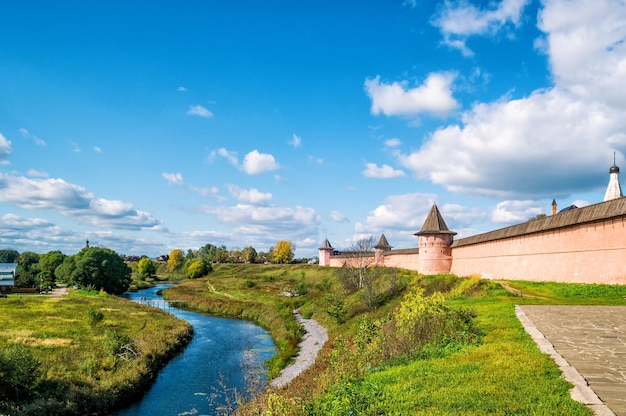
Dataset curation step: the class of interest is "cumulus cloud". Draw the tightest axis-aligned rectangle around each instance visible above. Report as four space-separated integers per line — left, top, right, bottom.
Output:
0 173 162 230
27 169 49 178
227 185 272 204
177 86 188 92
433 0 531 56
19 128 46 147
187 104 213 118
492 200 544 223
162 172 184 186
241 150 280 175
365 73 459 117
202 204 320 242
189 185 222 199
363 163 406 179
366 193 437 230
289 133 303 148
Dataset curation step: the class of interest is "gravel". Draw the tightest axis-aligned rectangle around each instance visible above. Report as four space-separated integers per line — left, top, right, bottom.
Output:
270 311 328 389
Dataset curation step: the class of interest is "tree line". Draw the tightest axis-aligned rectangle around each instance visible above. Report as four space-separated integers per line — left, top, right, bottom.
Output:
0 240 298 295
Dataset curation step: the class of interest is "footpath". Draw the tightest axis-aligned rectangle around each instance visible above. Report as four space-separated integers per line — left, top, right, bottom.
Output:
518 305 626 416
271 311 328 389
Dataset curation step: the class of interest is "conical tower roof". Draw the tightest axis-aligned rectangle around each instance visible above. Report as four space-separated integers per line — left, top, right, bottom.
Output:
375 233 392 250
318 238 333 250
415 203 457 236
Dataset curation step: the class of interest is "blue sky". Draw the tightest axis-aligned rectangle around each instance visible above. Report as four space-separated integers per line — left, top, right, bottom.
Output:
1 0 625 258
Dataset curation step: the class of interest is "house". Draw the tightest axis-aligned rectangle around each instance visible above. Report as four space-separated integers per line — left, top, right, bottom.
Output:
0 263 17 294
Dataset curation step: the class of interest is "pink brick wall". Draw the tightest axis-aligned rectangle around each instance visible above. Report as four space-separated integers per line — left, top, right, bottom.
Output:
450 217 626 284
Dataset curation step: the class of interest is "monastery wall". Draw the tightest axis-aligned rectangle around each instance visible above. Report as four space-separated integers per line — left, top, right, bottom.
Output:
381 249 420 271
450 216 626 284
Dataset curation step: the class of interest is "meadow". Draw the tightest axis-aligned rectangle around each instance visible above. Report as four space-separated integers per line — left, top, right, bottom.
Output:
0 288 192 415
164 264 626 415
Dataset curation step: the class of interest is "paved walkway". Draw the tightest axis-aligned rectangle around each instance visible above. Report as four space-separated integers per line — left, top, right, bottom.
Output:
518 305 626 416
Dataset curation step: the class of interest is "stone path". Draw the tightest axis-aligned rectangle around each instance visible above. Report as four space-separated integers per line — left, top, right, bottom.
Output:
518 305 626 416
271 311 328 389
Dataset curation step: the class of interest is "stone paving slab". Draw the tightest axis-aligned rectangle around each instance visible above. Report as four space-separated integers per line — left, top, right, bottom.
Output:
518 305 626 416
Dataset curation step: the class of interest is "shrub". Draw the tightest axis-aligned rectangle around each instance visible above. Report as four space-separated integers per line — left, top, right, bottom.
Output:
85 308 104 327
0 344 41 400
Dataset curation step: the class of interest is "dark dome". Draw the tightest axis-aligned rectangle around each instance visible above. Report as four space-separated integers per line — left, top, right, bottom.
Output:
610 164 620 174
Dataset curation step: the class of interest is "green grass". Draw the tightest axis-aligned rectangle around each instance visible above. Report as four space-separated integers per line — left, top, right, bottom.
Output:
167 265 616 415
0 289 192 415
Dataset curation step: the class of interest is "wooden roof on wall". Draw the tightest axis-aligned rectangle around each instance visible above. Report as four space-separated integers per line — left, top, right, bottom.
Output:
451 197 626 248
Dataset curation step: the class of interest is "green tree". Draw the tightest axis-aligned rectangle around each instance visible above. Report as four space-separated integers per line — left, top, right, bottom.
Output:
15 251 40 288
167 249 184 271
70 247 132 294
271 240 295 264
0 249 19 263
55 256 76 283
199 243 217 263
136 257 157 279
242 246 258 263
37 250 66 286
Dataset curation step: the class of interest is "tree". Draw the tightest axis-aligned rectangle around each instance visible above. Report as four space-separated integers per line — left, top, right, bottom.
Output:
337 237 382 309
70 247 132 294
15 252 40 288
186 259 211 279
242 246 258 263
271 240 295 264
137 257 157 279
0 249 19 263
167 249 184 271
38 250 66 286
55 256 76 283
199 243 217 263
0 344 41 400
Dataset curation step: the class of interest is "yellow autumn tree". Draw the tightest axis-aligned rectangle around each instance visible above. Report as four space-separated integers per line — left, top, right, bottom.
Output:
271 240 295 264
167 249 184 271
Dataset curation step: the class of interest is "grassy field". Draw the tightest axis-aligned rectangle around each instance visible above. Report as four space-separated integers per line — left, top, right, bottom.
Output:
0 288 192 415
164 264 626 415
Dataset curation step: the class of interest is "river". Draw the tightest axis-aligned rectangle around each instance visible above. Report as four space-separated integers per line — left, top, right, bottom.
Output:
110 284 276 416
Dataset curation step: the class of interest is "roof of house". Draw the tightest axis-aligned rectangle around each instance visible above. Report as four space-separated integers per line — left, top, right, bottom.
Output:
318 238 333 250
452 196 626 248
415 203 457 236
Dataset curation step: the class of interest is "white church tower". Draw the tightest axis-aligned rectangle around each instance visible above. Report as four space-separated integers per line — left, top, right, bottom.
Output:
604 154 623 202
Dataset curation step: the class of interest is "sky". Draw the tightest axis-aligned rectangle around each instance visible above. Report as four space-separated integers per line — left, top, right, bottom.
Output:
1 0 626 259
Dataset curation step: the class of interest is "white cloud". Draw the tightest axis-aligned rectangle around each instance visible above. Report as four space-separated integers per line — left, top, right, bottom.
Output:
0 173 162 230
492 200 543 223
93 146 102 153
189 185 223 199
177 86 188 92
365 73 459 117
187 104 213 118
366 193 437 230
289 133 303 148
363 163 406 179
0 133 11 162
19 128 46 147
433 0 530 55
227 185 272 204
241 150 280 175
330 210 349 223
27 169 49 178
162 172 184 186
385 138 402 147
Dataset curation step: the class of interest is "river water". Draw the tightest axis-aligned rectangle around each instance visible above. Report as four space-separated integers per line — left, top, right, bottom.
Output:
110 284 276 416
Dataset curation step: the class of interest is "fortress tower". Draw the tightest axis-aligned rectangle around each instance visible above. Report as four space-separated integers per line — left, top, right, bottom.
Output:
604 156 623 202
374 233 392 266
318 238 334 266
415 204 456 274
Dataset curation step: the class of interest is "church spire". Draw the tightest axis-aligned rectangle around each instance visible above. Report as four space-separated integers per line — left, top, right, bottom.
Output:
604 153 623 202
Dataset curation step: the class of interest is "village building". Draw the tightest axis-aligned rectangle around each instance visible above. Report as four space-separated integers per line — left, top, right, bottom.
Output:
0 263 17 294
320 162 626 285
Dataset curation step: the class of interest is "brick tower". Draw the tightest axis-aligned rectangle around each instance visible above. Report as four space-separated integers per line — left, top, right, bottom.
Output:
374 233 392 266
604 155 623 202
415 203 456 274
318 238 334 266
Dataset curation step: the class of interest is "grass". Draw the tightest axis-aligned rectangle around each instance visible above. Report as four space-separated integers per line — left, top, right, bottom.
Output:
0 288 192 415
165 265 625 415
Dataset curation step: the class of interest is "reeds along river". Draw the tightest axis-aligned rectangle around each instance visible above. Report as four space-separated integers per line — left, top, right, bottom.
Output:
109 284 276 416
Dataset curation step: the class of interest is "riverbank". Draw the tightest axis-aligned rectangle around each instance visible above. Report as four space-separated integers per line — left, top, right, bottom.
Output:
0 288 193 416
271 311 328 389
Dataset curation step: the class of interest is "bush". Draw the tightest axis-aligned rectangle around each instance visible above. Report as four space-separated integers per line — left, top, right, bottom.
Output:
0 344 41 400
